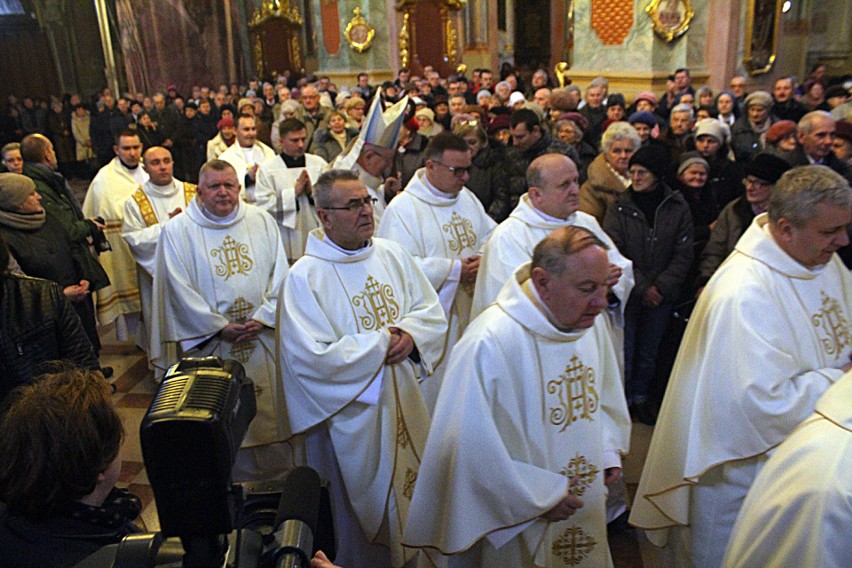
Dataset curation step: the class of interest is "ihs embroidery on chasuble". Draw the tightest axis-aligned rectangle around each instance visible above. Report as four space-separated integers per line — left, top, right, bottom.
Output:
547 356 600 432
552 525 597 566
351 275 400 330
560 455 600 497
211 236 254 279
811 290 850 356
442 211 477 253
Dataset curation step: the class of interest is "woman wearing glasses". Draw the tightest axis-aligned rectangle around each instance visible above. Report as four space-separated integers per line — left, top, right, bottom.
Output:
696 153 791 294
603 146 693 425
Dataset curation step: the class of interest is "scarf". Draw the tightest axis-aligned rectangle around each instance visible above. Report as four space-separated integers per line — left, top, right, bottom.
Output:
0 208 46 230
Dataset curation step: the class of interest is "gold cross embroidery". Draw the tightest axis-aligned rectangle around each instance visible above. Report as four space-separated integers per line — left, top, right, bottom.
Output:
442 211 477 253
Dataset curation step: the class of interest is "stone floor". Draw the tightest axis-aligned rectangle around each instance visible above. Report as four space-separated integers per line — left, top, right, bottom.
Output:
103 323 661 566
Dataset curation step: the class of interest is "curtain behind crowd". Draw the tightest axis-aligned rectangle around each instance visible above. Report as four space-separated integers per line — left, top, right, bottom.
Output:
115 0 245 96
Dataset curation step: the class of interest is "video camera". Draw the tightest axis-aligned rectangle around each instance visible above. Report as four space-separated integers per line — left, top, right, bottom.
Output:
75 357 334 568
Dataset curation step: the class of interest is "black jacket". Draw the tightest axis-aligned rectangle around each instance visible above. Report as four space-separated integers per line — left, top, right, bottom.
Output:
603 184 694 302
488 131 581 222
0 274 98 402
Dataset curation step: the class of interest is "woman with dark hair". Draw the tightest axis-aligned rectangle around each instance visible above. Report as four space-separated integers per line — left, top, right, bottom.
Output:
0 368 140 567
603 146 693 424
715 90 739 127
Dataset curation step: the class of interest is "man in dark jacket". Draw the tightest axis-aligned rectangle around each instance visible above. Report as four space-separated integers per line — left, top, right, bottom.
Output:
771 77 807 123
488 108 580 221
0 235 98 401
786 111 852 183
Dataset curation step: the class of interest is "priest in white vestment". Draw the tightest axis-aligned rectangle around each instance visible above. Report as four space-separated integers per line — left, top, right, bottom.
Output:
122 146 196 363
254 118 327 264
330 95 408 228
83 130 148 339
218 115 274 203
472 152 634 524
472 154 633 324
723 371 852 568
630 166 852 568
377 132 496 412
403 226 631 567
151 159 299 482
278 170 447 568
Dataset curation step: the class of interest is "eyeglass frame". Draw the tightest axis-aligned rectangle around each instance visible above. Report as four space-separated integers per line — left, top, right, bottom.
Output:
320 196 378 212
431 159 472 177
742 176 771 189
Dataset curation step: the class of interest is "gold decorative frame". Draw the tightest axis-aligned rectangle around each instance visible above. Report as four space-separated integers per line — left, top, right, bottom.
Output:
743 0 782 75
645 0 694 42
344 7 375 53
248 0 303 29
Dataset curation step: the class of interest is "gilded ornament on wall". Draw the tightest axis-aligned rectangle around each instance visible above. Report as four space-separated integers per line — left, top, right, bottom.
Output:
645 0 694 42
744 0 782 75
344 7 376 53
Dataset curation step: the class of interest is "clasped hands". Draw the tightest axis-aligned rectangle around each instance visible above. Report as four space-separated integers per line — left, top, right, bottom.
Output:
220 320 264 343
542 468 621 522
386 326 414 365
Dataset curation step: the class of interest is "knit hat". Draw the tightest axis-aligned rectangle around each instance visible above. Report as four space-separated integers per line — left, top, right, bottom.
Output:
694 118 724 144
825 85 849 101
765 120 797 145
834 120 852 143
509 91 527 106
629 145 670 180
557 112 590 131
476 89 492 102
628 111 657 127
607 93 626 109
744 91 772 109
744 153 791 184
0 173 36 211
415 107 435 123
216 116 234 130
633 91 658 107
677 151 709 176
488 114 511 135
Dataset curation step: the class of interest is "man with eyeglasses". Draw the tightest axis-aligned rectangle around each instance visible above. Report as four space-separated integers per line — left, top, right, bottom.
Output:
631 165 852 567
150 159 299 483
278 169 447 567
378 132 496 413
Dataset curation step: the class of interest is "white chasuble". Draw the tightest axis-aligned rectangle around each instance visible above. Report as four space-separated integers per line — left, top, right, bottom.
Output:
254 153 327 264
404 263 631 568
377 168 496 411
122 179 196 358
630 213 852 547
723 373 852 568
151 199 292 450
279 231 447 567
83 157 149 327
472 193 634 326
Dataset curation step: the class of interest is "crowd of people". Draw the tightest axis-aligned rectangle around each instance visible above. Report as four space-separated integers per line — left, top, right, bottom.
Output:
1 61 852 568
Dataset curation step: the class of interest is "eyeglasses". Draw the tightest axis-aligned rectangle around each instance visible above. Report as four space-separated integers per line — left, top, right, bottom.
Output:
322 196 377 212
432 160 471 177
743 177 770 189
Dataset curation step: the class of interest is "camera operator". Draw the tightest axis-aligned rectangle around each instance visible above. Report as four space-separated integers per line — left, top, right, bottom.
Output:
0 367 141 567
